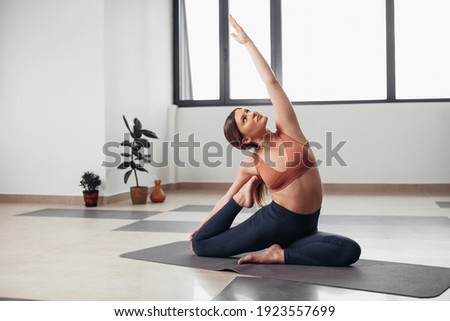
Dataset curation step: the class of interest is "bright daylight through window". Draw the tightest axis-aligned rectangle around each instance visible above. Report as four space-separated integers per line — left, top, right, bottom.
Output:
175 0 450 106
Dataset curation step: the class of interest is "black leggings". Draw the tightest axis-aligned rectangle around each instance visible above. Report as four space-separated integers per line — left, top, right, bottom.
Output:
192 198 361 266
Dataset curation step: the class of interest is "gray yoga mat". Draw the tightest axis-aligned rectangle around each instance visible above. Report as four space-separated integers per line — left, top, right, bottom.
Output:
18 208 161 220
121 241 450 299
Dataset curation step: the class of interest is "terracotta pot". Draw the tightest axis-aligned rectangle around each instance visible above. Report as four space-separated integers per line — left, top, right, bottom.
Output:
150 180 166 203
130 186 148 205
83 191 99 207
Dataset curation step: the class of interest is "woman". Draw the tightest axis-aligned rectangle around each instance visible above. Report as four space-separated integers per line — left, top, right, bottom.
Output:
190 15 361 266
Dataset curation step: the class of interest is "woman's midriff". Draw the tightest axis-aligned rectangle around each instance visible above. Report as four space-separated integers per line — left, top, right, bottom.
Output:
270 166 323 215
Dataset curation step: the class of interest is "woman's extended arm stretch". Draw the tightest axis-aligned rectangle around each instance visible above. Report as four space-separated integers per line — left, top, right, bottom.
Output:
229 15 306 142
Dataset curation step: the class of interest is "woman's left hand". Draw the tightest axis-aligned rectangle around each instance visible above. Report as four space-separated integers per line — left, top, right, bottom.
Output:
229 15 251 44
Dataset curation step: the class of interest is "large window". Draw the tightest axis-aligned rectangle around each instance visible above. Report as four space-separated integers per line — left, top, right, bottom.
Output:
395 0 450 99
174 0 450 106
229 0 271 99
282 0 386 101
178 0 220 100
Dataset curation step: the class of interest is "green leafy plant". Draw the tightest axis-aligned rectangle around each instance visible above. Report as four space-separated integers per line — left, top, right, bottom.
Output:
80 171 101 192
118 115 158 187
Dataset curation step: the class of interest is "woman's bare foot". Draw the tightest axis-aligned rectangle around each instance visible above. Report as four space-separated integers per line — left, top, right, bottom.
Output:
233 176 260 208
238 244 285 264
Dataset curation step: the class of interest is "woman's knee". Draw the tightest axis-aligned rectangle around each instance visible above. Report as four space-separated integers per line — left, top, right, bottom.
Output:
324 234 361 266
341 238 361 265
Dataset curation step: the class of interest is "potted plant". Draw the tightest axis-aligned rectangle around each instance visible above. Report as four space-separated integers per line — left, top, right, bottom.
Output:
118 115 158 204
80 171 101 207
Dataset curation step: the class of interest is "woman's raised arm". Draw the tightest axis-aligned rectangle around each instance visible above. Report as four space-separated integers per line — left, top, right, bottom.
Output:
229 15 305 141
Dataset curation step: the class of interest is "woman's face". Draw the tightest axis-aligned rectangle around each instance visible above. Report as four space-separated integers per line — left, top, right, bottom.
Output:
234 108 268 144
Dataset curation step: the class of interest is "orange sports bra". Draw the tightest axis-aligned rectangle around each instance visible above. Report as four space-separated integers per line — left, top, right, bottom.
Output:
253 131 315 192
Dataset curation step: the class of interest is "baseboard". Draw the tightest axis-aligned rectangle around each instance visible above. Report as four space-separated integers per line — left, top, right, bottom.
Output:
101 192 130 205
1 183 449 205
164 182 232 191
0 193 128 206
322 183 450 194
166 183 450 194
0 194 86 206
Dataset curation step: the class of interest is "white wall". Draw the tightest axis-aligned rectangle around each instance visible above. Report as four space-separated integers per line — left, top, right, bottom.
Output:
175 103 450 184
0 0 106 196
0 0 172 197
104 0 172 196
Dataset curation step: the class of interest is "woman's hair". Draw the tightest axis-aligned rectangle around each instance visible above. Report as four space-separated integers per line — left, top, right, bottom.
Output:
252 179 268 207
223 108 268 207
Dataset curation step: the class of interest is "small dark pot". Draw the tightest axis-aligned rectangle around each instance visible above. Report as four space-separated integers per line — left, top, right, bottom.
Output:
83 191 99 207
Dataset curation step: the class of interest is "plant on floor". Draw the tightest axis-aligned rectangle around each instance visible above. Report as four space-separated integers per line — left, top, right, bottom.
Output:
80 171 101 207
118 115 158 204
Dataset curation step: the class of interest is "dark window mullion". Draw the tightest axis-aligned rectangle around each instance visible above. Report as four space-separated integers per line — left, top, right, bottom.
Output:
386 0 396 101
173 0 180 105
221 0 231 105
270 0 282 85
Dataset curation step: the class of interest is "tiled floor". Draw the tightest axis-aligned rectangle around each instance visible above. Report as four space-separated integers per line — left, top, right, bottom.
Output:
0 189 449 301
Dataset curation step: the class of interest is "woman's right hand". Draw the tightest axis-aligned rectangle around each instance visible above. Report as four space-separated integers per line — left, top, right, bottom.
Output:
189 226 202 251
229 15 251 45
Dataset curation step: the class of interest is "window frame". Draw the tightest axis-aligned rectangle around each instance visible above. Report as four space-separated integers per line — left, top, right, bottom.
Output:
173 0 450 107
